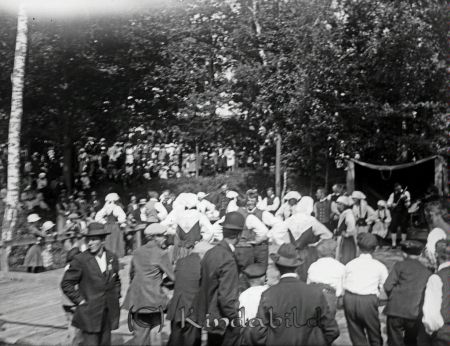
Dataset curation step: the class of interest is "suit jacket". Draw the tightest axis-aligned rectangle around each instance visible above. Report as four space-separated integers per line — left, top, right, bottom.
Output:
166 253 202 322
122 240 174 312
195 240 240 335
60 249 121 333
244 277 339 346
384 258 431 319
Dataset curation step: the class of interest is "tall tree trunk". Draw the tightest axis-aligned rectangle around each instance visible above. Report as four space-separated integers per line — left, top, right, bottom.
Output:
1 3 28 272
248 0 267 66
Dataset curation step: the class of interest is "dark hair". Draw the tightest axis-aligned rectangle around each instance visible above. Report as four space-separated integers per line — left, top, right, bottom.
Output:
223 228 240 239
148 191 159 199
275 264 297 275
235 196 247 208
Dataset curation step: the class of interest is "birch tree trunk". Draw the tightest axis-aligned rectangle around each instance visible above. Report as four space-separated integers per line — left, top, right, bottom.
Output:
1 4 28 272
248 0 267 66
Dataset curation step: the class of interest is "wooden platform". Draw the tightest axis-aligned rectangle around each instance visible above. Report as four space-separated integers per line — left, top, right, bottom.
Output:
0 248 402 346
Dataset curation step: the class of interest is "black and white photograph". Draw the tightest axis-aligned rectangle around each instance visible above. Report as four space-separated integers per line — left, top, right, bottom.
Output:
0 0 448 345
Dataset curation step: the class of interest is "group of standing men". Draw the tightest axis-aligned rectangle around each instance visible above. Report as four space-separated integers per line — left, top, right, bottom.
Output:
60 182 450 346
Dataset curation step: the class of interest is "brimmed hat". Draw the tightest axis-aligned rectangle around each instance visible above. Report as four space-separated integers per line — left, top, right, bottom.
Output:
27 214 41 223
220 212 245 231
336 196 352 206
246 189 258 198
105 193 119 202
38 172 46 179
144 223 167 236
316 239 338 258
284 191 301 201
68 213 80 219
270 243 303 267
351 191 366 200
242 263 266 278
41 221 55 233
138 198 147 205
400 240 424 256
85 222 110 237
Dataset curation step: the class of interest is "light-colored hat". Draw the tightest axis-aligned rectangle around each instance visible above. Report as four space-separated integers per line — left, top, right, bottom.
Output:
41 221 55 232
38 172 46 179
139 198 147 205
197 192 208 199
377 200 387 207
226 191 238 199
183 193 198 209
336 196 352 206
284 191 302 201
27 214 41 223
144 223 167 236
105 193 120 202
351 191 366 200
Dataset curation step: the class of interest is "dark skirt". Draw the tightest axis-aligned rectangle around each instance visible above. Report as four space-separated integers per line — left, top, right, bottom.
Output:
104 222 125 258
23 244 44 268
339 236 357 265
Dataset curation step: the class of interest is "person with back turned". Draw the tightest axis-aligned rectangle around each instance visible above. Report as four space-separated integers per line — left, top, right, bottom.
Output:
195 211 245 346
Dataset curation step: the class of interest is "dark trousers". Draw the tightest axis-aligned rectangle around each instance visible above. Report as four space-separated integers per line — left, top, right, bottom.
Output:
128 312 162 346
81 308 111 346
390 212 409 238
387 316 419 346
344 292 382 346
207 327 241 346
167 321 201 346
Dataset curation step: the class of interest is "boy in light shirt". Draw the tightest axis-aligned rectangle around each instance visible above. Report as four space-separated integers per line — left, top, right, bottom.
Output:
239 263 269 322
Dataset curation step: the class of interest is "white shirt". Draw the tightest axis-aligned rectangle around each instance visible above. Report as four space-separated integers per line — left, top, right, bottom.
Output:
95 252 107 273
95 204 127 224
387 191 411 208
197 199 216 214
161 209 214 242
280 273 298 279
338 209 357 237
239 285 269 320
268 213 332 246
257 196 280 212
343 254 388 296
146 198 168 221
422 261 450 334
425 228 447 266
307 257 346 297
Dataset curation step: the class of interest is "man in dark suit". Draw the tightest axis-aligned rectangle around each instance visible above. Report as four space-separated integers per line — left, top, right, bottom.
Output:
244 243 340 346
195 211 245 346
61 222 121 346
122 223 174 346
384 240 431 346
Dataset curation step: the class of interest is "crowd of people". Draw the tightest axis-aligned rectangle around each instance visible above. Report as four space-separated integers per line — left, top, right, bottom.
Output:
20 180 449 346
9 128 274 212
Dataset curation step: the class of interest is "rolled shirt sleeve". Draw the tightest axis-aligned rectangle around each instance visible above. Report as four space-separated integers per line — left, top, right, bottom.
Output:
246 214 269 243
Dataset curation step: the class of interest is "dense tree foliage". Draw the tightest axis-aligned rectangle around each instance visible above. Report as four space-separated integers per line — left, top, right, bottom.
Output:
0 0 447 186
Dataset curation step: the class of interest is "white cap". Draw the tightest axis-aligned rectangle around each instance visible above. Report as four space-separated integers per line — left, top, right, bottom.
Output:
183 193 199 209
197 192 208 199
144 223 167 236
377 200 386 207
351 191 366 200
226 191 238 199
284 191 302 201
336 196 352 206
27 214 41 223
38 172 46 179
105 193 120 202
42 221 55 232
